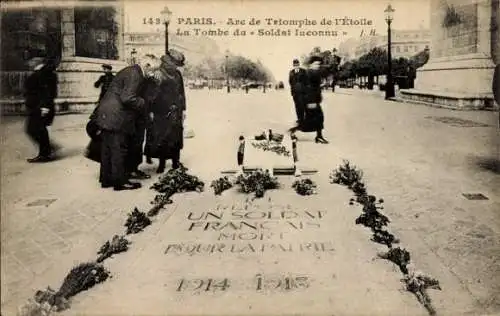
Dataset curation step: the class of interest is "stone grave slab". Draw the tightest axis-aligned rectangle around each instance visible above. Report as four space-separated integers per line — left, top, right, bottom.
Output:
69 186 426 315
243 135 295 173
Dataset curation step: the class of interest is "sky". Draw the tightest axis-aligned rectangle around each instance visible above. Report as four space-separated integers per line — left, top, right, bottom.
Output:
124 0 430 81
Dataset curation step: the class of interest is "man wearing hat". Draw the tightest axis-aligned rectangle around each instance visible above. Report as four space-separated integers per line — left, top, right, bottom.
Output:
94 64 115 102
288 58 308 124
95 54 159 190
143 49 187 173
24 57 59 163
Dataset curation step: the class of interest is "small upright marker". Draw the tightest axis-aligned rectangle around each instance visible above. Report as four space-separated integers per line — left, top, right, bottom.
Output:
237 135 245 173
291 133 301 177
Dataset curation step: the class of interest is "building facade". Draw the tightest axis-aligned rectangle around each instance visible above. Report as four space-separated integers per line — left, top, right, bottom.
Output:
338 28 431 61
400 0 499 110
1 0 127 114
124 30 221 66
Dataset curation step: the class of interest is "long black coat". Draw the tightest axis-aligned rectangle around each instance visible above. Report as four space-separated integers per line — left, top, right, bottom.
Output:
24 65 58 126
493 64 499 106
144 66 186 159
288 68 308 95
494 64 500 126
95 64 146 135
299 69 324 132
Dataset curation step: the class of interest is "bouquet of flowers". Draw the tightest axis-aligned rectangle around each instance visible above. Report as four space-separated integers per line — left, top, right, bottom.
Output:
378 247 411 274
147 193 174 217
403 271 441 315
330 160 364 187
371 229 399 248
124 208 152 234
251 141 290 157
96 235 130 263
292 178 317 196
150 164 204 194
211 176 233 195
24 262 110 313
235 169 279 198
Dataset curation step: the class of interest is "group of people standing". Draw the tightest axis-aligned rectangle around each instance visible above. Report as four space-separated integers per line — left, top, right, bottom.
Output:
87 49 187 191
288 57 329 144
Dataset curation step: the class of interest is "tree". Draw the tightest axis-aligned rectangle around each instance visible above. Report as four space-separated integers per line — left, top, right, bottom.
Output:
337 61 357 81
182 53 273 83
226 55 272 82
303 48 342 80
358 47 387 77
353 47 389 89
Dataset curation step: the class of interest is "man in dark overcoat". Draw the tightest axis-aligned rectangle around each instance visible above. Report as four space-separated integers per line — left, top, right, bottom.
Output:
95 55 158 190
288 58 308 124
24 57 58 163
493 63 499 128
94 64 115 102
125 87 151 180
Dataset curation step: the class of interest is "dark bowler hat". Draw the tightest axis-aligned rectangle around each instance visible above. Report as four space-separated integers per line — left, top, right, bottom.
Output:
293 59 300 65
102 64 112 70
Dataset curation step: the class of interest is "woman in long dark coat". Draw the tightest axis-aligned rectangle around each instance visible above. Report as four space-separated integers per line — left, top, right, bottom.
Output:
289 57 329 144
144 50 186 173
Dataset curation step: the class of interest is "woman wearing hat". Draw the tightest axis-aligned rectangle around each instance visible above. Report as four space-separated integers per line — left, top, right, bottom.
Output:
144 49 187 173
289 56 329 144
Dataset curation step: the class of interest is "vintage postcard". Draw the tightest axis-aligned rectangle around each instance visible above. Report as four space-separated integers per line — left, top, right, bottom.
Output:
1 0 499 315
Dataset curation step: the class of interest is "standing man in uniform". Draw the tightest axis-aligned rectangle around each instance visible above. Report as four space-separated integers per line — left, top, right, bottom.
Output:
288 58 308 124
94 64 115 102
24 57 59 163
95 55 159 191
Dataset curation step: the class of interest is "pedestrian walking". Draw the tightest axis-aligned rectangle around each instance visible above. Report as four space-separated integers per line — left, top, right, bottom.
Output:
144 49 187 174
288 58 308 124
94 55 159 190
24 57 59 163
493 63 499 128
94 64 114 102
289 57 329 144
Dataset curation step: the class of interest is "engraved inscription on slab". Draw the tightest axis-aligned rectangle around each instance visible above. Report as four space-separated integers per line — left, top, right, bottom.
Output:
164 208 335 256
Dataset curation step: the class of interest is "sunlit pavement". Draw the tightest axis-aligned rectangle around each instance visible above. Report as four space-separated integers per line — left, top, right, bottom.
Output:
1 89 499 315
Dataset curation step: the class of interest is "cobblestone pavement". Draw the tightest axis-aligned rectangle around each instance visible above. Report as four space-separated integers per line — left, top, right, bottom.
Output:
1 89 499 315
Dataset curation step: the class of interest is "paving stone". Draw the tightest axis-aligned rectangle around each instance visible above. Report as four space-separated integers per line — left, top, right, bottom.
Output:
29 226 64 246
62 212 98 231
1 255 30 283
11 247 48 267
